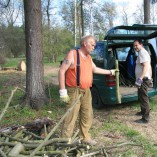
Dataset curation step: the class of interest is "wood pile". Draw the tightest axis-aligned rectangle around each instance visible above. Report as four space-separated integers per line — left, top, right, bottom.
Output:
0 121 142 157
0 89 142 157
0 118 105 157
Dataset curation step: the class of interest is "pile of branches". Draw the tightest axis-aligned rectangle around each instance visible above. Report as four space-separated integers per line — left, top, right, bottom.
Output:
0 119 106 157
0 122 142 157
0 91 105 157
0 88 142 157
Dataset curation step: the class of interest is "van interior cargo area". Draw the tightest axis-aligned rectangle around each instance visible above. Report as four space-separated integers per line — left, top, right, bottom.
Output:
108 43 155 96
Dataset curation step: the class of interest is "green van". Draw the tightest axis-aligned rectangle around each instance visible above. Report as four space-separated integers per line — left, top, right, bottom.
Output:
91 24 157 109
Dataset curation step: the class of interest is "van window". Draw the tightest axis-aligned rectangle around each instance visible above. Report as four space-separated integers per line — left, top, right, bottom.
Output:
116 47 130 61
107 49 115 69
91 43 104 67
144 45 151 55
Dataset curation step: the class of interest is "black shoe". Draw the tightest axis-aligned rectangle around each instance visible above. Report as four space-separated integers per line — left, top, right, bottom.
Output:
135 118 149 124
135 111 143 116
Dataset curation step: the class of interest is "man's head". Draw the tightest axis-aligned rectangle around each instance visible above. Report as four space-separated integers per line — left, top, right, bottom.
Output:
80 35 96 54
133 39 143 52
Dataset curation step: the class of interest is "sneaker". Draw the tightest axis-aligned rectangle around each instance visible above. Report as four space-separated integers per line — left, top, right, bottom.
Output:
82 139 97 146
135 118 149 124
135 111 143 116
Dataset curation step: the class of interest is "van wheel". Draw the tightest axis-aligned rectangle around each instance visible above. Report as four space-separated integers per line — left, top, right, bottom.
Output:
91 87 104 109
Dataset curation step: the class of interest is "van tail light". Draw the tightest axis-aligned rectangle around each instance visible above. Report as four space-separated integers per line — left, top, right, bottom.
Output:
105 75 116 87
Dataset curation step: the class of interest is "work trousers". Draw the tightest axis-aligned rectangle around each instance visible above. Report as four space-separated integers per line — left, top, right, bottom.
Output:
138 79 152 121
61 87 93 141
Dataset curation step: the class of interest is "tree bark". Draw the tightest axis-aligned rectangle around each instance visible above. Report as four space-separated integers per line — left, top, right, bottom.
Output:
80 0 84 36
23 0 46 110
144 0 150 24
46 0 51 31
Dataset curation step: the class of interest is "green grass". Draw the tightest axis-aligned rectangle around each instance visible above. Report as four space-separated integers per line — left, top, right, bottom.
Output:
0 83 65 127
111 119 157 156
128 97 157 113
0 70 64 126
150 96 157 111
4 58 26 67
3 53 65 68
90 114 157 157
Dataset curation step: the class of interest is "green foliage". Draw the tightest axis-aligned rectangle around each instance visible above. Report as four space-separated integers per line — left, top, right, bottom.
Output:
60 0 117 41
1 25 25 58
43 26 74 63
60 1 75 33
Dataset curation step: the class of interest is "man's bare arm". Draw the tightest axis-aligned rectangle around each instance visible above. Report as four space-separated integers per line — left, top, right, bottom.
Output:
58 51 74 89
92 61 111 75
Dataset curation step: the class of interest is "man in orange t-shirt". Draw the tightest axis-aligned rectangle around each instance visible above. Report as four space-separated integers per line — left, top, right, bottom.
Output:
58 35 117 145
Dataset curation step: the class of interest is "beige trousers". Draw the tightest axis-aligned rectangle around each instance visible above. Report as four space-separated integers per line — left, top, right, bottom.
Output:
61 87 93 141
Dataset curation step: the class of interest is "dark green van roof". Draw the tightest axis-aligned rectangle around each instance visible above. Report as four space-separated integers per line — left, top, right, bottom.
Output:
104 24 157 41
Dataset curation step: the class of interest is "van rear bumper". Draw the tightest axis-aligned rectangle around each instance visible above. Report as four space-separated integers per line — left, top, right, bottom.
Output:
95 86 157 105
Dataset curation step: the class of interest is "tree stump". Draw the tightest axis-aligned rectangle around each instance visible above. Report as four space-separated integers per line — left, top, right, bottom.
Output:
17 60 26 71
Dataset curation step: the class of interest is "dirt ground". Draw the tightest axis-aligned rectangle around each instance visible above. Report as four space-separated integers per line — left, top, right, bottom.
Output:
93 105 157 145
44 65 60 85
45 65 157 147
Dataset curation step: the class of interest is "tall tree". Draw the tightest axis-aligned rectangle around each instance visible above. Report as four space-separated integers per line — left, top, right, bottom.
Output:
61 1 75 33
122 6 129 26
23 0 46 110
133 4 144 24
2 25 25 57
151 3 157 24
1 0 22 26
80 0 84 36
46 0 51 30
144 0 150 24
101 2 116 30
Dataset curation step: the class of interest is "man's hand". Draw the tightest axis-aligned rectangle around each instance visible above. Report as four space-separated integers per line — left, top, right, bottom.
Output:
59 89 70 103
135 78 143 88
110 69 119 76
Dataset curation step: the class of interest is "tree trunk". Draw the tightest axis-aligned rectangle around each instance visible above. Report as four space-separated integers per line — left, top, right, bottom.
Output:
77 8 82 40
144 0 150 24
46 0 51 31
80 0 84 36
23 0 46 110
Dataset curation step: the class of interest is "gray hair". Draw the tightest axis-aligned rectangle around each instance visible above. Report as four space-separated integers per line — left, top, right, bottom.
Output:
80 35 96 46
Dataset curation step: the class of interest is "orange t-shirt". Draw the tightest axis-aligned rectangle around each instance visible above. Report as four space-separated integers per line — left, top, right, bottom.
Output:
66 50 93 89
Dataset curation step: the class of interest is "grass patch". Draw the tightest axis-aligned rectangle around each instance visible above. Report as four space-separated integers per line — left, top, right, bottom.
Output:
103 117 157 156
4 58 26 68
150 96 157 111
0 84 66 127
3 54 65 68
91 113 157 157
0 71 65 127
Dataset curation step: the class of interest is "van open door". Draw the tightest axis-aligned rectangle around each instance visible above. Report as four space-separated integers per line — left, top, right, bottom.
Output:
105 24 157 104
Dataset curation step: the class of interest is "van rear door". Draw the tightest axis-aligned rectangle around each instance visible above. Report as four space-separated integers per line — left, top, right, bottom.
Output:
105 24 157 103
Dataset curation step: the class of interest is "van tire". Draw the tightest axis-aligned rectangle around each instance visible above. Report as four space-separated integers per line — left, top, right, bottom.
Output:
91 87 104 109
